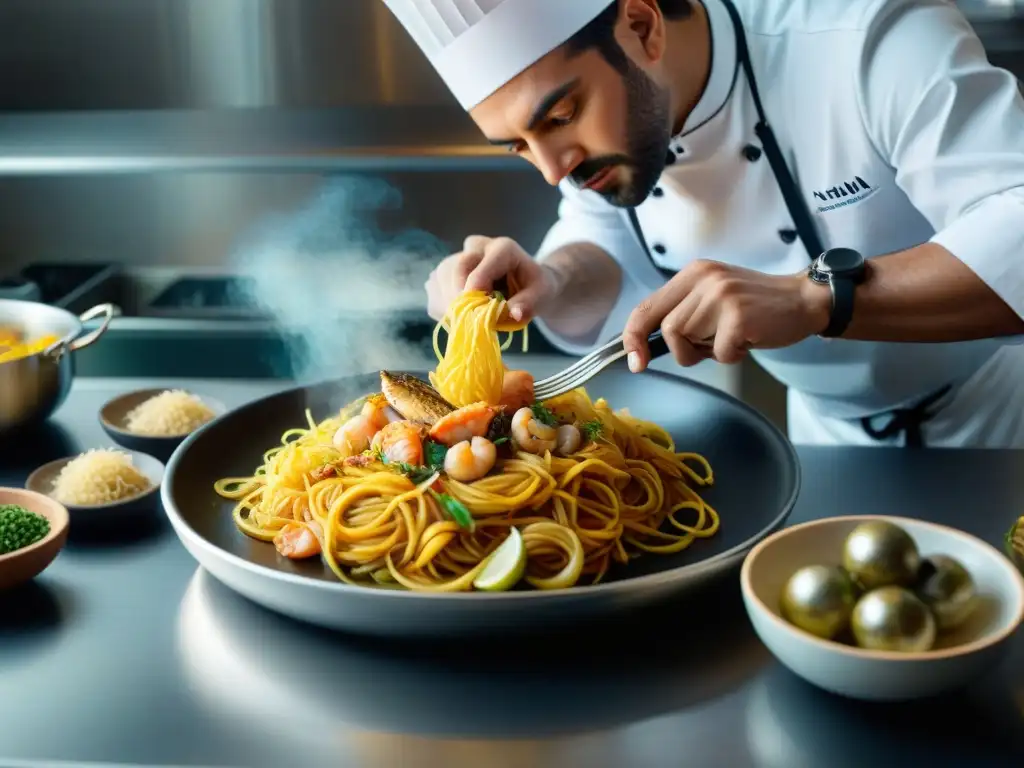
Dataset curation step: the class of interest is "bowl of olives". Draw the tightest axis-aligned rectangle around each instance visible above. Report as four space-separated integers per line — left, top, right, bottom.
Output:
741 516 1024 701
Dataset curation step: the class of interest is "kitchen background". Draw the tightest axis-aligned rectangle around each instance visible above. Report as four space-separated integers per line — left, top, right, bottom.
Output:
1 0 1022 432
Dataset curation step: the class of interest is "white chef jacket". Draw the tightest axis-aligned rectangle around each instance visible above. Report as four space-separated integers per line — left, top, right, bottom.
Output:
533 0 1024 447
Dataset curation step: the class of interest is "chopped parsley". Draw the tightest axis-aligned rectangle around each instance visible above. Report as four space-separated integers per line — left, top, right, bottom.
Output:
382 440 449 485
424 440 448 469
493 436 510 446
581 419 604 441
391 462 436 484
531 402 558 427
429 490 475 530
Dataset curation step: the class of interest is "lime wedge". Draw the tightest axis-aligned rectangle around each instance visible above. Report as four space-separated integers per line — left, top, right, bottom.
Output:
473 527 526 592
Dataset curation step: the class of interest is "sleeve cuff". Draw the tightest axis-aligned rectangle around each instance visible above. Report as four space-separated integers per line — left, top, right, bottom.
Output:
930 190 1024 320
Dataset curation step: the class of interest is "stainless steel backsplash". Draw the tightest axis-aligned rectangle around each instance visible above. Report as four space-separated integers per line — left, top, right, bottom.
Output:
0 0 560 273
0 0 1020 273
0 0 453 110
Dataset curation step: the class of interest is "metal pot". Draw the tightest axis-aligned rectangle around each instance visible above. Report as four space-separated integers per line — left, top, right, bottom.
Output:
0 300 116 434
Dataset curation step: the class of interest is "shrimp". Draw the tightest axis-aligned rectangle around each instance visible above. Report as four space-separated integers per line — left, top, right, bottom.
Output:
555 424 582 455
273 522 322 560
361 398 392 431
511 406 557 454
332 400 391 456
428 402 499 447
444 437 497 482
499 369 535 412
372 420 425 466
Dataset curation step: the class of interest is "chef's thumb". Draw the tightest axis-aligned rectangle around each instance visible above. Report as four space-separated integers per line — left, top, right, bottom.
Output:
505 282 545 323
621 306 658 373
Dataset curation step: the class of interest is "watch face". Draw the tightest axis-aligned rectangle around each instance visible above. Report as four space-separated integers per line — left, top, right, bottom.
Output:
818 247 864 276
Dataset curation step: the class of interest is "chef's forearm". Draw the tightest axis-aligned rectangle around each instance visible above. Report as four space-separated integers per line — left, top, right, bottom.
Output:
832 243 1024 342
536 243 623 340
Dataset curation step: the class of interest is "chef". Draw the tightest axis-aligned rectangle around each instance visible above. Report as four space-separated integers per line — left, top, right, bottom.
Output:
381 0 1024 448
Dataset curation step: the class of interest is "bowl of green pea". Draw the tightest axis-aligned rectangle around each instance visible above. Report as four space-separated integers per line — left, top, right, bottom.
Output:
0 487 69 590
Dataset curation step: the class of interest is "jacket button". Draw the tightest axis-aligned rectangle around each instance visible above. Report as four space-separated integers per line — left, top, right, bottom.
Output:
664 150 676 166
652 187 664 198
653 244 667 255
743 144 763 162
778 229 797 244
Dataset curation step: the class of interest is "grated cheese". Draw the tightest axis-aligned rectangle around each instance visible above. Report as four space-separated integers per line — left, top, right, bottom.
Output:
124 390 216 437
51 449 152 507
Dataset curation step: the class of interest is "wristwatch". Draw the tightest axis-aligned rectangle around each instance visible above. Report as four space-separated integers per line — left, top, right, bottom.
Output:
808 247 867 338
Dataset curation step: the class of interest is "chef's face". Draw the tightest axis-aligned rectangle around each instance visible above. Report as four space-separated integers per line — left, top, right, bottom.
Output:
470 43 673 208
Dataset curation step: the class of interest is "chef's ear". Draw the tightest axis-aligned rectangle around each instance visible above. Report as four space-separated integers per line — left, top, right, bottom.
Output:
617 0 668 64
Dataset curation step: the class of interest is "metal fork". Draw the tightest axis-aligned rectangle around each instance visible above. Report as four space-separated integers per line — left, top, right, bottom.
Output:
533 331 674 400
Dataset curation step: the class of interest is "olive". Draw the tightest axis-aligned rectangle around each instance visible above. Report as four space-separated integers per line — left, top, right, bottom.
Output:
915 555 978 631
842 521 921 591
780 564 859 640
851 586 937 652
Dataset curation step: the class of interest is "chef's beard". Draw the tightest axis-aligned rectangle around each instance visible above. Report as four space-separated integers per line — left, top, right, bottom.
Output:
570 58 673 208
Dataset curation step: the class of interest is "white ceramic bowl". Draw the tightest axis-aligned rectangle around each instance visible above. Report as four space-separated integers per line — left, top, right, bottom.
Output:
741 515 1024 701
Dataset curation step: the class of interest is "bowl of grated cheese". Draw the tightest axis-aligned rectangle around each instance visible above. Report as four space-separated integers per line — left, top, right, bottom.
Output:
25 448 165 525
100 388 225 462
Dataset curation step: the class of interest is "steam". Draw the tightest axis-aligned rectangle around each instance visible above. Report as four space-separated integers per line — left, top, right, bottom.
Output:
229 177 443 385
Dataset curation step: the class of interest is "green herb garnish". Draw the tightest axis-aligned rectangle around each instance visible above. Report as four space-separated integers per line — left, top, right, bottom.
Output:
429 490 475 530
531 402 558 427
384 440 449 484
581 419 604 441
493 436 510 446
424 440 448 469
390 462 435 484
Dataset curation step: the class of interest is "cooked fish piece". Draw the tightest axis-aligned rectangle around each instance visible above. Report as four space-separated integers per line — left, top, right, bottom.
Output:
379 370 454 426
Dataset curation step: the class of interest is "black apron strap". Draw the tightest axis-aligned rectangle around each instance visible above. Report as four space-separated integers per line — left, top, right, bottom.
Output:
722 0 825 262
627 0 825 265
860 385 953 448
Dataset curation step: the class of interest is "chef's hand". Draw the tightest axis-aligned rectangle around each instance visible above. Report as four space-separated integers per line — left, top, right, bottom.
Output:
622 260 831 370
425 235 556 323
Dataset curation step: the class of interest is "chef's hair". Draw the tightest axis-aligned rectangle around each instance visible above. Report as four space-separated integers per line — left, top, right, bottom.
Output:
566 0 693 74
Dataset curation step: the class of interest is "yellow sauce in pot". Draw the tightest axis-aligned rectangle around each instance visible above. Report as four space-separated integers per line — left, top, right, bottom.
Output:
0 324 61 364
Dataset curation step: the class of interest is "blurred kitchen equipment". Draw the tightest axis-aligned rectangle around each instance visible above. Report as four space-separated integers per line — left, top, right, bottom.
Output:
18 262 122 314
0 276 41 303
0 300 116 433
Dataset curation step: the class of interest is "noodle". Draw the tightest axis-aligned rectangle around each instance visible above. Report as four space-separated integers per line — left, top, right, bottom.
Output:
216 291 720 592
429 289 528 407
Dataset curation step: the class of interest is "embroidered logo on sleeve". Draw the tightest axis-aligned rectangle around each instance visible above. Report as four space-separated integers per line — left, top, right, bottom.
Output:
812 176 878 213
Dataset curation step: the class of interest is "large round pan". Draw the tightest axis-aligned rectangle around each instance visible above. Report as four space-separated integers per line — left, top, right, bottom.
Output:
162 368 800 637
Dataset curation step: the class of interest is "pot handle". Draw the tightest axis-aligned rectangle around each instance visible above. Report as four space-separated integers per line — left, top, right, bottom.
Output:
67 303 117 352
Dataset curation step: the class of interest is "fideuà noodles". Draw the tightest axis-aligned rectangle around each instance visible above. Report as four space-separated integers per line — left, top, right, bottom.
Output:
429 286 528 407
216 291 720 592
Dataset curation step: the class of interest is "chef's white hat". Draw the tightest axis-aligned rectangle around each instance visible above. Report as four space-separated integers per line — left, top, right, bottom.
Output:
381 0 614 110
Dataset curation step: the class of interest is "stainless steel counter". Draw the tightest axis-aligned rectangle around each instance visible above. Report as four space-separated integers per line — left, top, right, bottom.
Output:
1 376 1023 767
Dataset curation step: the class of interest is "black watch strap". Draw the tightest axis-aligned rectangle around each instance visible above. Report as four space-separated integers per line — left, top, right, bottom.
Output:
822 276 856 338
